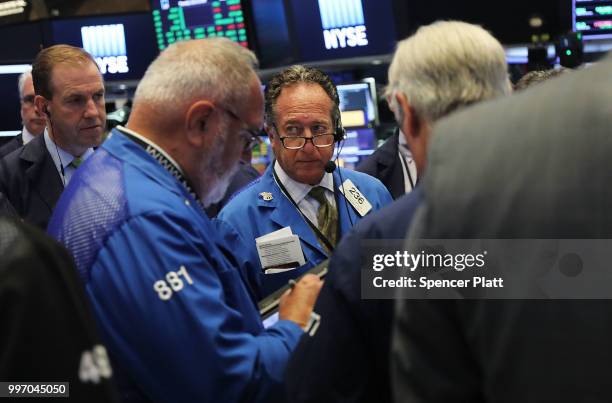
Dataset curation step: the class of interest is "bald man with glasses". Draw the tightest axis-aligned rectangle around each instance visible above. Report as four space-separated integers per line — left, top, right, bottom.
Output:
216 65 392 298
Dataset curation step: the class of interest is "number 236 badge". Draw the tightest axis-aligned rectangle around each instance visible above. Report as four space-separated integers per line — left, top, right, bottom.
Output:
338 179 372 216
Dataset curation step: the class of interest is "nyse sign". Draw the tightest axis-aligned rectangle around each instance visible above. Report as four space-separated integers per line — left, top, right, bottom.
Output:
323 25 368 49
95 56 129 74
82 24 129 75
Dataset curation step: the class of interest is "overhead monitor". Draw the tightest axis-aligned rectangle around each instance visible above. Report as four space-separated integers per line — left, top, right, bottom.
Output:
573 0 612 39
51 13 159 81
286 0 397 62
337 78 378 128
249 0 294 68
151 0 250 51
392 1 570 45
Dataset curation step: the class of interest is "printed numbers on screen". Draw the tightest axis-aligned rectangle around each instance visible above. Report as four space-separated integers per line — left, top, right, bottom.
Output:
348 187 365 204
153 265 194 301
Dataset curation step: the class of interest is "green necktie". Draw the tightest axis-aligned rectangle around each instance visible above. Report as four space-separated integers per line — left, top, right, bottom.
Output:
308 186 338 253
70 157 83 169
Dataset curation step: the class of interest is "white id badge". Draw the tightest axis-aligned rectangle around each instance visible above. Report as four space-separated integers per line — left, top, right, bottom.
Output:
338 179 372 217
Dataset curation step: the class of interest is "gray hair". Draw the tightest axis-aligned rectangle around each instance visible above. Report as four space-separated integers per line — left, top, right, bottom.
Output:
264 65 340 128
17 69 32 97
386 20 511 123
134 38 258 114
514 68 569 91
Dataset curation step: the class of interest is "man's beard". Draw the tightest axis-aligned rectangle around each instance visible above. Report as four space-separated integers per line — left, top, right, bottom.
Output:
201 124 240 207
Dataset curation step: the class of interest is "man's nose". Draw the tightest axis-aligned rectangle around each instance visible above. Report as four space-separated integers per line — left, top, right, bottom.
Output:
83 98 100 118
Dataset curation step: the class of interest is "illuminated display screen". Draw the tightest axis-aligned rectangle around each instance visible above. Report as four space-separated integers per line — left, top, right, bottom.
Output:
51 13 159 81
574 0 612 38
152 0 249 51
337 78 378 128
337 127 376 169
287 0 396 62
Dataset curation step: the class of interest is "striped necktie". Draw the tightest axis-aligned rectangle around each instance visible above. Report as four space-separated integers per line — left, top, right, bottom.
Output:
70 157 83 169
308 186 338 253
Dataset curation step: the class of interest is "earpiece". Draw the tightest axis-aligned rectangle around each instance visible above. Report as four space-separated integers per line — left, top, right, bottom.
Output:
43 105 50 118
333 104 346 143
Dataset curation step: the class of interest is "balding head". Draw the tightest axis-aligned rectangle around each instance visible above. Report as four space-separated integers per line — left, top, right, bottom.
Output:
133 38 259 122
128 38 264 206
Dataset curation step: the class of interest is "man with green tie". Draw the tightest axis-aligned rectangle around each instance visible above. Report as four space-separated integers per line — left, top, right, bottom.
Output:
216 65 392 297
0 44 105 229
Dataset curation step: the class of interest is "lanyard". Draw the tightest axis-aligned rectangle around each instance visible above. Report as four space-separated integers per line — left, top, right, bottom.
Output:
272 169 337 255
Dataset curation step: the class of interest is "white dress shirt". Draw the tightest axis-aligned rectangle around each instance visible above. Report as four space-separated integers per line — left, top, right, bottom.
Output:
274 161 336 228
44 129 94 187
21 126 36 145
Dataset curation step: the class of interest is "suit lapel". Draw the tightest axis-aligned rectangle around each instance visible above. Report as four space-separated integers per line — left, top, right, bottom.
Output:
21 136 63 212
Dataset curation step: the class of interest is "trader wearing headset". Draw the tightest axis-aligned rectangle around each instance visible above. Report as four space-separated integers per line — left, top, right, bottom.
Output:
0 44 105 229
216 65 392 298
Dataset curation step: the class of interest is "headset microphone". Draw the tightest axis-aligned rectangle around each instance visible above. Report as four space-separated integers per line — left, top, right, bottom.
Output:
324 161 336 173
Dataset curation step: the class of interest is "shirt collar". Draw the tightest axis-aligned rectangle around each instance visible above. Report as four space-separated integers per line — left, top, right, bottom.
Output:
274 161 334 204
21 126 36 145
397 129 413 161
44 129 94 171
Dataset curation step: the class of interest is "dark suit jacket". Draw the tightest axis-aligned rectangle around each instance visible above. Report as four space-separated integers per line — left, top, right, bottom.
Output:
286 187 424 403
393 56 612 403
355 132 405 200
0 134 63 229
0 216 118 402
0 133 23 159
0 192 17 217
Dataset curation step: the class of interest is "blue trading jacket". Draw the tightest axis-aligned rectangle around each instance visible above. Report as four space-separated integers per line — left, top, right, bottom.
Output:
216 163 393 298
48 130 304 403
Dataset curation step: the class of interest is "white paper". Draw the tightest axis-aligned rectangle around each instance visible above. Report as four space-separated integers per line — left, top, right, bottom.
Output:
256 227 306 273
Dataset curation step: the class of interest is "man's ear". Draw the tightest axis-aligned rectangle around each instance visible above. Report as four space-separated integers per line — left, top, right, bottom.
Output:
394 92 423 144
34 95 49 119
265 123 275 143
185 100 215 147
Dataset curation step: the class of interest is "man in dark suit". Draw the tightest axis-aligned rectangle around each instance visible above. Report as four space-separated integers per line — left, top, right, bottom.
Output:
0 45 106 229
392 55 612 402
285 21 512 403
355 129 416 200
0 70 46 158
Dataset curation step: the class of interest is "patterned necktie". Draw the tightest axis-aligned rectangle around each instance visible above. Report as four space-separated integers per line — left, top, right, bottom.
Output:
308 186 338 253
70 157 83 169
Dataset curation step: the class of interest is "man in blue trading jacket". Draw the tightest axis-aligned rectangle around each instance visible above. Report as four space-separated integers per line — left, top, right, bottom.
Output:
216 65 392 298
48 38 322 403
285 21 513 403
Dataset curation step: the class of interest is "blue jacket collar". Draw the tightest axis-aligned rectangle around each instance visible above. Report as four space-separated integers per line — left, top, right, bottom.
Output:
104 129 200 208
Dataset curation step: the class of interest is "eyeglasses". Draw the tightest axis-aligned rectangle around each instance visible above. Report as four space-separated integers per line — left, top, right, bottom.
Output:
215 105 262 151
273 124 335 150
21 95 35 105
